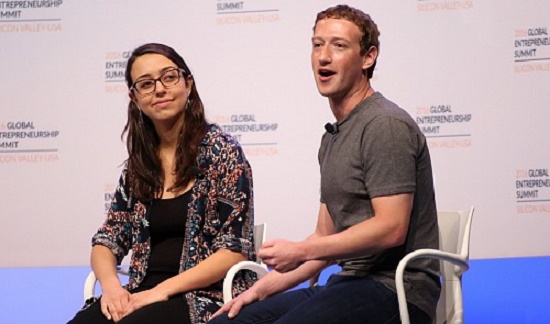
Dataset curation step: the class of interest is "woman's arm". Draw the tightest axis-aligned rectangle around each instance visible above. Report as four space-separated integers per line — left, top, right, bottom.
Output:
91 245 122 292
91 245 131 322
157 248 246 297
90 171 134 322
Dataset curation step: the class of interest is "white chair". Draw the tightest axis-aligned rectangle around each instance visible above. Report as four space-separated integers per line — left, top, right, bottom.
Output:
396 206 475 324
83 223 269 303
223 222 269 302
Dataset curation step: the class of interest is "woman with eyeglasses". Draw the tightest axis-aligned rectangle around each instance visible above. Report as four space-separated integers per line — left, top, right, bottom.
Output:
68 43 255 324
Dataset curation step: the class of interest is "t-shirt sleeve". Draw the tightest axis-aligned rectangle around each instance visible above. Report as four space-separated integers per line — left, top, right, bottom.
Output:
362 116 418 198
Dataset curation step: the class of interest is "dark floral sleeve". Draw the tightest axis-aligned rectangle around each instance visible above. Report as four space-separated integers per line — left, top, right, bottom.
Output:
91 169 133 264
208 136 255 261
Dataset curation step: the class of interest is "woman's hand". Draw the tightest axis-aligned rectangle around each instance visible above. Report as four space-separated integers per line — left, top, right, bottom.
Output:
100 286 131 322
121 288 170 318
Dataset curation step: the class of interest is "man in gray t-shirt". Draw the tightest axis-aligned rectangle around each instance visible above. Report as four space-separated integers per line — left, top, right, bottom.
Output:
212 5 440 324
319 91 440 320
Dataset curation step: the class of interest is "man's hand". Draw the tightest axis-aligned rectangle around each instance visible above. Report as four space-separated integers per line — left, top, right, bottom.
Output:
121 288 169 319
259 239 306 273
100 286 130 322
211 286 262 320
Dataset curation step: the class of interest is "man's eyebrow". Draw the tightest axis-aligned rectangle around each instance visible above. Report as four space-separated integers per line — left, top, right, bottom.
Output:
311 36 350 42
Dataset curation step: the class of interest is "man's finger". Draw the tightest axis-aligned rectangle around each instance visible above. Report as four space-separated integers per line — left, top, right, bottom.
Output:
258 248 273 259
212 302 233 318
228 300 244 319
261 240 275 248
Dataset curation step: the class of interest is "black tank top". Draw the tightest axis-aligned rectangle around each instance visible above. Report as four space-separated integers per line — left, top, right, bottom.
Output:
140 190 191 288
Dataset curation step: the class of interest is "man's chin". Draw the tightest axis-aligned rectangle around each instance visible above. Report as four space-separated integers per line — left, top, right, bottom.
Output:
316 87 334 98
317 89 341 99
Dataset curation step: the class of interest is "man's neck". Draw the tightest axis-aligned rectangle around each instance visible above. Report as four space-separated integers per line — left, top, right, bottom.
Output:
329 81 374 123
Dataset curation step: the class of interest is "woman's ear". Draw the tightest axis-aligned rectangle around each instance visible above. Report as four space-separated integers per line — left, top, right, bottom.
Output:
128 91 137 103
185 75 194 92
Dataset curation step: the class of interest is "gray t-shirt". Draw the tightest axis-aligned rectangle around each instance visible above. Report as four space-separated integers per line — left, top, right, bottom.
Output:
319 92 440 320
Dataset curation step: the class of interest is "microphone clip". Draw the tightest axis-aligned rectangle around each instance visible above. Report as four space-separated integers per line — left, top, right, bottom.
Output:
324 122 339 135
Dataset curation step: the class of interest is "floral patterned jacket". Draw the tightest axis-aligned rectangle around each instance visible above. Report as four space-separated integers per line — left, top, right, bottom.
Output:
91 124 256 323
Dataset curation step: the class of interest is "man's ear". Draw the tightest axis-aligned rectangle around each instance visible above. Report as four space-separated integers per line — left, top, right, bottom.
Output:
362 46 378 71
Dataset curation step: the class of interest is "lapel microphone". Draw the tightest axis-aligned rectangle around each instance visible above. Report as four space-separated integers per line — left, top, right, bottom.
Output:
324 122 339 135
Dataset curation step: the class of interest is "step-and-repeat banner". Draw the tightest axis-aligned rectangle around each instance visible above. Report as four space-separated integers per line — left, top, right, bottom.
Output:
1 0 549 267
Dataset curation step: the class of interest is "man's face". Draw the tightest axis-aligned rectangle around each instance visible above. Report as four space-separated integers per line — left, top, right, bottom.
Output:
311 18 368 99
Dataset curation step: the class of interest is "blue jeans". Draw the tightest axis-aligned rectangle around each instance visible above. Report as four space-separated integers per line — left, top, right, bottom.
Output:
209 275 431 324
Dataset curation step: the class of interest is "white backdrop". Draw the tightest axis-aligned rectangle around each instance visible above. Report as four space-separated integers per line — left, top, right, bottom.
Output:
1 0 549 267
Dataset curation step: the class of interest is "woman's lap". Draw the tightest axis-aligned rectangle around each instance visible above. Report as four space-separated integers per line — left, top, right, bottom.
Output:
67 294 190 324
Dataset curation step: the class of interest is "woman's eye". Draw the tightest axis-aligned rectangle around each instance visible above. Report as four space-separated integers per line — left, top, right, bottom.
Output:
140 81 154 88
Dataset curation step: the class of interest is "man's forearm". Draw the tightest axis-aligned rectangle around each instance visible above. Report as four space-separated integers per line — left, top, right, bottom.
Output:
254 260 329 299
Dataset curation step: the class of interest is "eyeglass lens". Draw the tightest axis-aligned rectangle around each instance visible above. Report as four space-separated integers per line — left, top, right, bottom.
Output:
134 68 182 94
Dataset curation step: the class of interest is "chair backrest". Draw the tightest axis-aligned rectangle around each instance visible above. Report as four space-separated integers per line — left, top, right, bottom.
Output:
254 223 267 264
435 206 474 324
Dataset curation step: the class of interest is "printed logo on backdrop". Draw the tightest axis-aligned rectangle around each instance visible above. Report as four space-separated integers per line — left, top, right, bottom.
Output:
105 50 131 93
212 114 278 157
215 0 280 25
515 168 550 214
0 120 60 163
0 1 63 33
414 104 473 149
514 26 550 73
103 183 116 214
416 0 473 12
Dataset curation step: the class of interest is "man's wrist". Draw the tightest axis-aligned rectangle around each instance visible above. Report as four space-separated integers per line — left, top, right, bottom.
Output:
301 237 319 261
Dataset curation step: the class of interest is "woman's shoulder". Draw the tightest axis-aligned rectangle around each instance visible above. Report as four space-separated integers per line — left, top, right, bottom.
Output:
201 123 242 151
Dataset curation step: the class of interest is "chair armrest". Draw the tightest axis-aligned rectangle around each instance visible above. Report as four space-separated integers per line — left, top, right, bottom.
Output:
117 267 129 276
223 261 269 303
83 271 98 302
395 249 469 324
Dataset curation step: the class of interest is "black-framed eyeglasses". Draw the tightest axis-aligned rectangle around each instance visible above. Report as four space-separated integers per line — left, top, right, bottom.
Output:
130 68 186 95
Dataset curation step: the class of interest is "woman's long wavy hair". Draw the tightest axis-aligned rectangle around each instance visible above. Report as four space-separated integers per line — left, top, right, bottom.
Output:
122 43 208 201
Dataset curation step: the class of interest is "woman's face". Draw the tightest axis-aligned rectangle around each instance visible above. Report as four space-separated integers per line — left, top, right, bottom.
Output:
129 53 191 129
